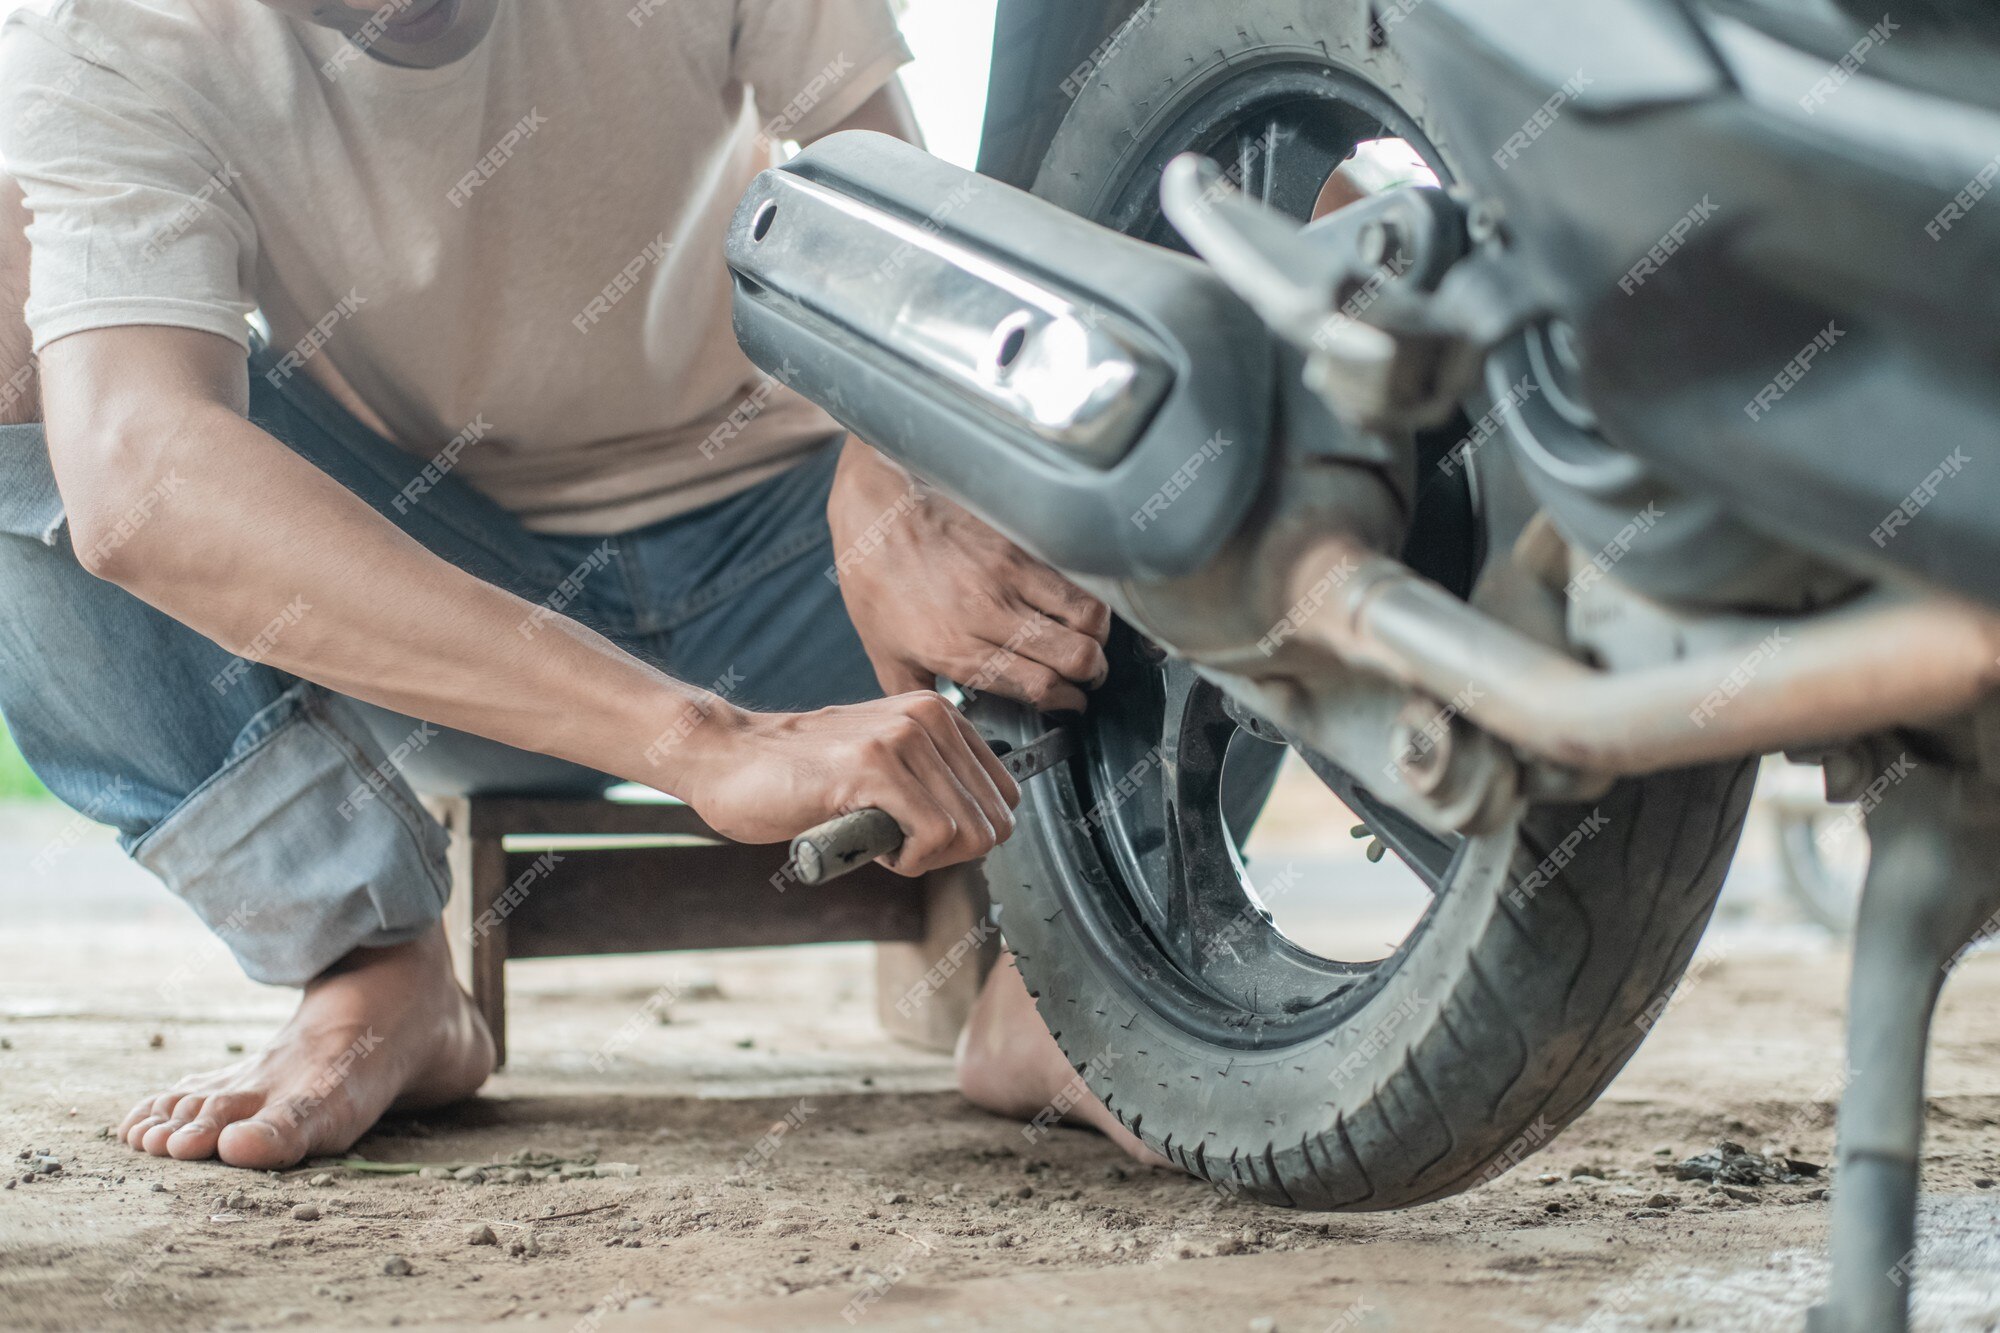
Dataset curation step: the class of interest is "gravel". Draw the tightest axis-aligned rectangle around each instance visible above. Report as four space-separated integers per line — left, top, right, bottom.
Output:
1668 1142 1821 1187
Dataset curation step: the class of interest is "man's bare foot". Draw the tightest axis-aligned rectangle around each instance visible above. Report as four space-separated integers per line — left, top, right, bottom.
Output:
117 924 493 1170
956 952 1171 1169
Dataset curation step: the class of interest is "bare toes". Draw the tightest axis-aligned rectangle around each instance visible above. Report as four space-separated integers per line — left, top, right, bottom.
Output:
216 1108 312 1171
125 1116 165 1150
140 1119 187 1156
140 1096 204 1156
119 1098 157 1138
167 1092 258 1161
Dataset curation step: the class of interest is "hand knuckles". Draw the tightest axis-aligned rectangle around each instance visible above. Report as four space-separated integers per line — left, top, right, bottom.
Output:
1059 643 1097 677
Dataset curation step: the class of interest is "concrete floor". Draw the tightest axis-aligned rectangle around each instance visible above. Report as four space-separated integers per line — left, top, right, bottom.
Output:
4 771 2000 1331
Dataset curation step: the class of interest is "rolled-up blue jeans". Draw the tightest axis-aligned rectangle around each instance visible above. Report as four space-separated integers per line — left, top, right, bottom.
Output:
0 346 879 985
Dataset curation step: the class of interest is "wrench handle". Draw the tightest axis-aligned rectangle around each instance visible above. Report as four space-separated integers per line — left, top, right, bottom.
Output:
788 808 904 886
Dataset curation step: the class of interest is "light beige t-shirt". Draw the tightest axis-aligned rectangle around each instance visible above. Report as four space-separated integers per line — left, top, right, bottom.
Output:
0 0 910 533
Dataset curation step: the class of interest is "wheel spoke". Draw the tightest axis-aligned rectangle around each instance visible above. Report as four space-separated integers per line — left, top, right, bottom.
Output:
1262 116 1280 205
1156 666 1241 960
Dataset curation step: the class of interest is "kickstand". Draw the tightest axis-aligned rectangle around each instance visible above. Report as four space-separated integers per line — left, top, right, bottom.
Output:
1807 758 2000 1333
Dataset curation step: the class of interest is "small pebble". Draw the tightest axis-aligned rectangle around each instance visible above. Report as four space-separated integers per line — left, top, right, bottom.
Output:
1976 1178 1995 1189
226 1042 245 1054
309 1173 332 1188
382 1255 414 1277
1249 1319 1278 1333
1015 1185 1034 1200
150 1182 166 1193
1645 1193 1677 1209
882 1191 908 1205
147 1034 164 1049
468 1225 497 1246
291 1204 321 1221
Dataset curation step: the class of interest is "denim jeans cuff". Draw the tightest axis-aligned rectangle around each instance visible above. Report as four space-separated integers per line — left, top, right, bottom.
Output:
131 682 452 986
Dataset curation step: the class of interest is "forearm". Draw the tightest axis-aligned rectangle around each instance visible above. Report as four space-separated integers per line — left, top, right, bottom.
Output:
0 175 39 425
63 396 730 793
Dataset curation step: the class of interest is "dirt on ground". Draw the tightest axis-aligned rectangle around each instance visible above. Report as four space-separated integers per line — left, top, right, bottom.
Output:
5 795 2000 1332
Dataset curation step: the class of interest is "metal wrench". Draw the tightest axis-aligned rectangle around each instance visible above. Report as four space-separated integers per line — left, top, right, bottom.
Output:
786 725 1077 886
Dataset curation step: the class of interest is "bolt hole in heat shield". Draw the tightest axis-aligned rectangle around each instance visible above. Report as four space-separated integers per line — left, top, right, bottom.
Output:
725 132 1276 581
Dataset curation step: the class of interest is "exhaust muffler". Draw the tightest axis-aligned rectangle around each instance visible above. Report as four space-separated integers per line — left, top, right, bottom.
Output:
726 131 1278 580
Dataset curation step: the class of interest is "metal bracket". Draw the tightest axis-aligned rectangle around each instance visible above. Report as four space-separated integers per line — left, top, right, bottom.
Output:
1808 755 2000 1333
1158 154 1541 432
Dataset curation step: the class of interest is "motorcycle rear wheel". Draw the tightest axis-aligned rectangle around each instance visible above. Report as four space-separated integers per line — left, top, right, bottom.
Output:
981 0 1758 1208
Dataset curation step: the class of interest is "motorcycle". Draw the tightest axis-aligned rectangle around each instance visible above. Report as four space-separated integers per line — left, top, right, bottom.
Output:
724 2 2000 1329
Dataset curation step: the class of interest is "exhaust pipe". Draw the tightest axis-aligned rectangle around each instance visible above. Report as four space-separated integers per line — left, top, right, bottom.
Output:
726 131 1278 580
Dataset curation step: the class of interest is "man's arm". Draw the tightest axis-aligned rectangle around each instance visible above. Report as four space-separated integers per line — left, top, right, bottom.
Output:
38 324 1017 871
0 174 38 426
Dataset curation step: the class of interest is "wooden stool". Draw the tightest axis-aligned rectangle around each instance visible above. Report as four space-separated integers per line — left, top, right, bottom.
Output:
423 795 997 1065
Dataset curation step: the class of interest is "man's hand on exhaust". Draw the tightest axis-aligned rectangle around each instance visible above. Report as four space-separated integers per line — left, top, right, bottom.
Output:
827 436 1111 713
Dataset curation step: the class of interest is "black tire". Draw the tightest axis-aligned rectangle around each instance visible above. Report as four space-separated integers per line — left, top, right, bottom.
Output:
980 0 1759 1210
